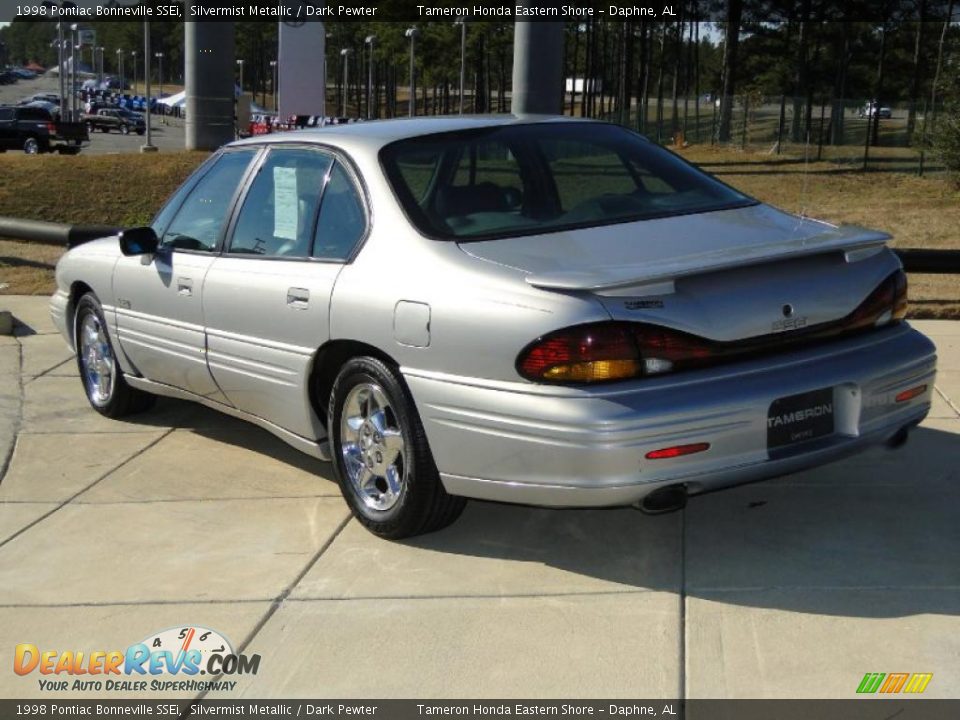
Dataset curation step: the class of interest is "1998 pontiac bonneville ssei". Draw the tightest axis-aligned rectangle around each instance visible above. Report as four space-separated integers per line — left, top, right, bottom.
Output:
50 117 937 538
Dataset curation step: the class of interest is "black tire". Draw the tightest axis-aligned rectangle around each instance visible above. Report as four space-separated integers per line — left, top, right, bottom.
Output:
120 124 130 135
22 136 40 154
136 128 145 136
74 293 155 419
328 356 466 539
86 122 93 134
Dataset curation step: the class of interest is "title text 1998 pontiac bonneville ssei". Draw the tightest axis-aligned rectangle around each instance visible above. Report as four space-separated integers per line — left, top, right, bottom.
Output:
50 116 937 538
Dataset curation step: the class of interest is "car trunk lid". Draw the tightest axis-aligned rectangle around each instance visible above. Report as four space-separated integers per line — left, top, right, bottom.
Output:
458 204 897 342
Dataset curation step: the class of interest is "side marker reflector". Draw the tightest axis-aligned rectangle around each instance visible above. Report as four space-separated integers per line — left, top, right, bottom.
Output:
645 443 711 460
895 385 927 403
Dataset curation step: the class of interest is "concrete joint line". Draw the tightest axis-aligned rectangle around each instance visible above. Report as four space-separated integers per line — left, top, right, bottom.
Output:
0 338 25 490
934 385 960 417
191 513 352 704
0 427 176 549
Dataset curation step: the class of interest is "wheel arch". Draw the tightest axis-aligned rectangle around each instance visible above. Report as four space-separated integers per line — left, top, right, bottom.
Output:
66 280 95 348
308 339 399 430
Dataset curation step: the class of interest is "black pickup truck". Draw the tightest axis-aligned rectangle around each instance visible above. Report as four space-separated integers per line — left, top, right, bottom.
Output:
82 108 146 135
0 105 88 154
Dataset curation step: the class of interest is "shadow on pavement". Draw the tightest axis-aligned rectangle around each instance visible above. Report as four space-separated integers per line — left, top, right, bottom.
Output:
115 397 960 618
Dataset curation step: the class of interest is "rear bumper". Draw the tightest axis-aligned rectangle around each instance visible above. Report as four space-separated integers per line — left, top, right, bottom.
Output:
403 324 936 507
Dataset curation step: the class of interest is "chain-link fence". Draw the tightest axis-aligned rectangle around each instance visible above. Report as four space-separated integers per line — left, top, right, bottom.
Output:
593 95 948 174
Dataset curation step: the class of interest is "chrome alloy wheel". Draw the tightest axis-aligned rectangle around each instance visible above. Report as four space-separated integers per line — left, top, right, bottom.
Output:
78 313 116 407
339 382 406 511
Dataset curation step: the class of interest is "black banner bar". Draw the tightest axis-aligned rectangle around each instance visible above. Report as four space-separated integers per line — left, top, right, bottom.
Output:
1 0 956 24
1 700 960 720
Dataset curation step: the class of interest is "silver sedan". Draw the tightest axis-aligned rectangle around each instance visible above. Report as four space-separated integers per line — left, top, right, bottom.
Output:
51 116 937 538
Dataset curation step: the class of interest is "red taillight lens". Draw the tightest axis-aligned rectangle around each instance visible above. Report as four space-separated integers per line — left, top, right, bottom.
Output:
517 322 718 383
517 323 640 383
46 122 57 134
848 270 908 330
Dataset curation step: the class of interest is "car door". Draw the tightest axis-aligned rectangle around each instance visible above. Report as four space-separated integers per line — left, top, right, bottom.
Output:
203 146 368 439
113 147 260 400
0 107 16 149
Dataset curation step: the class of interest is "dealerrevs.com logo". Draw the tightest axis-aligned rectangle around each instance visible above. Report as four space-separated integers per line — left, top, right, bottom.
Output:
14 626 260 693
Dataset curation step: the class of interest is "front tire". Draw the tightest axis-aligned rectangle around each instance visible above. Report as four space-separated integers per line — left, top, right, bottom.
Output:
328 356 466 539
74 293 155 418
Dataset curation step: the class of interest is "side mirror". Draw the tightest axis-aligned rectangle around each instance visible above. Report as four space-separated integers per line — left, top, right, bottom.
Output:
119 226 159 256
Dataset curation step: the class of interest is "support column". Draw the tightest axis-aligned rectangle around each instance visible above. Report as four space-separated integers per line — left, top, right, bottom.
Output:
510 10 564 115
185 17 235 150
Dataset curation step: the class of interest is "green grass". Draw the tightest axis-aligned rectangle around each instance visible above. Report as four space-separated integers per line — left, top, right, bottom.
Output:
0 152 209 228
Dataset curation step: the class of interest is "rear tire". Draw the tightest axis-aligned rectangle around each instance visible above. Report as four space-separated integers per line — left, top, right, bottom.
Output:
22 136 39 154
74 293 155 419
328 356 466 539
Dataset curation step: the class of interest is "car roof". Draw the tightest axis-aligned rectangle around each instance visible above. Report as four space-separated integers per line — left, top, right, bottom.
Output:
230 114 600 154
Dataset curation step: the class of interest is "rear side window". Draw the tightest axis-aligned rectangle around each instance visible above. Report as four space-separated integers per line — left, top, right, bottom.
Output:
160 149 258 252
19 108 50 121
0 108 14 121
312 161 366 260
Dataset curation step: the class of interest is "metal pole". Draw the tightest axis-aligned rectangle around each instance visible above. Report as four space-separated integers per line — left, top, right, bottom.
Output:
69 25 76 121
406 28 418 117
131 51 137 93
458 18 466 114
340 49 350 117
142 22 156 152
365 36 376 120
270 60 277 112
510 12 564 114
57 24 65 114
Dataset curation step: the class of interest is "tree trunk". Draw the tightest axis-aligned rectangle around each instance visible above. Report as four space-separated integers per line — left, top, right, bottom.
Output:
871 23 888 147
717 0 743 143
656 24 665 142
907 0 928 143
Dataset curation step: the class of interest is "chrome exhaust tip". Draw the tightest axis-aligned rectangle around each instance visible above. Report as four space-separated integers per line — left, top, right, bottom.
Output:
636 485 688 515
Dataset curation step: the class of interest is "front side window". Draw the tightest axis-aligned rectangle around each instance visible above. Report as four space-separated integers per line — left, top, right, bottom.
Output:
160 148 258 252
381 122 754 241
229 147 333 258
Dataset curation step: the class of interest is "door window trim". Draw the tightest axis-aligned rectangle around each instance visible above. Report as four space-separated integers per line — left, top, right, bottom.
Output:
153 146 265 256
220 141 371 265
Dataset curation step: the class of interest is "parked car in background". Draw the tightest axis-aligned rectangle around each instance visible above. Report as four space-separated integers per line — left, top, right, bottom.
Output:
0 104 88 154
50 117 936 538
20 93 60 106
858 102 892 119
82 107 145 135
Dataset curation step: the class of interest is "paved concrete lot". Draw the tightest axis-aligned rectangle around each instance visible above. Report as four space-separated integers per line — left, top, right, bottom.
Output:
0 75 186 154
0 295 958 700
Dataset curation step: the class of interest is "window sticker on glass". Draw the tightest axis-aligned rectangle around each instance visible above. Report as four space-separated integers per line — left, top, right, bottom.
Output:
273 166 299 241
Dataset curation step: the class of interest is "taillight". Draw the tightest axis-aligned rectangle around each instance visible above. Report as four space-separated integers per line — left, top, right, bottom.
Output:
517 322 716 384
46 123 57 134
517 272 909 385
847 270 908 330
517 323 640 383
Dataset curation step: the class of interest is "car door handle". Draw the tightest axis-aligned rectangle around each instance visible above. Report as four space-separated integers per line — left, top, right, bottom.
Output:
287 287 310 309
177 278 193 297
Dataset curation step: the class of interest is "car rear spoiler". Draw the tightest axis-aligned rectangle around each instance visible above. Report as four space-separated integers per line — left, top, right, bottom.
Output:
523 225 892 295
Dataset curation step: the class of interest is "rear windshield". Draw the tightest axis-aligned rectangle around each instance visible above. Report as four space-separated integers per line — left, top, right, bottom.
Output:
380 122 754 241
